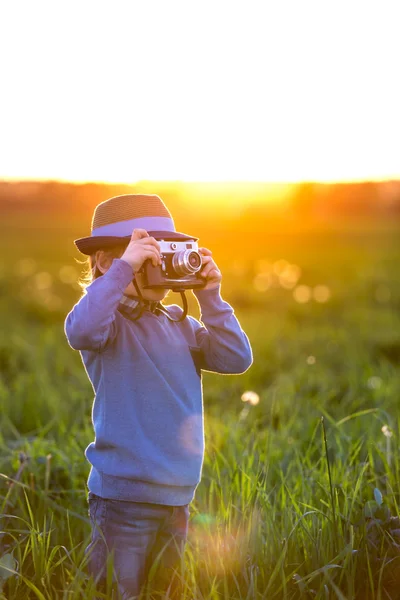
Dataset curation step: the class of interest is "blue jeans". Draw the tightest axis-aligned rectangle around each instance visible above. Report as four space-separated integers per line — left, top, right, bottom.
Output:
85 492 190 599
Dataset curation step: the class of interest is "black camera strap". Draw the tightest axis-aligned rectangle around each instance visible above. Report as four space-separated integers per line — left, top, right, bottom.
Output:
132 277 188 322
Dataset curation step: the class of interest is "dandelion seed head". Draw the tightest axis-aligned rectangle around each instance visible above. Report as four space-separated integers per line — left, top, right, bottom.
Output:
382 425 393 438
241 391 260 405
367 376 382 390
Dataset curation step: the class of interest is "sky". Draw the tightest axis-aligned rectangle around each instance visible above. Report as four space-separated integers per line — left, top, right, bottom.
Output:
0 0 399 183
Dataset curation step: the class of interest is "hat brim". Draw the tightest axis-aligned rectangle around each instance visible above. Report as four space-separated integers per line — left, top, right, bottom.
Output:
74 230 198 255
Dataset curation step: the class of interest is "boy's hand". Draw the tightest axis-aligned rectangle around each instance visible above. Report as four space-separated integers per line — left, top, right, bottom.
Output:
120 229 161 273
198 248 222 290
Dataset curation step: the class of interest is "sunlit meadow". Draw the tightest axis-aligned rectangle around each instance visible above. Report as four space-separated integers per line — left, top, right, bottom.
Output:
1 184 400 599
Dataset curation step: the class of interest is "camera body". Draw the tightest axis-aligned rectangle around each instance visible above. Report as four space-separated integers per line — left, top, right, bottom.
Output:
140 239 205 291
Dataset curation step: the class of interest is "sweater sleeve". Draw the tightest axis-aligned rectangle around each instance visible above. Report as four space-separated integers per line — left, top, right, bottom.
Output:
64 258 134 352
188 285 253 374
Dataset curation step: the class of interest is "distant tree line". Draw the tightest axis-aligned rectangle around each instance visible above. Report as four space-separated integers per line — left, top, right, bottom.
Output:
1 179 399 226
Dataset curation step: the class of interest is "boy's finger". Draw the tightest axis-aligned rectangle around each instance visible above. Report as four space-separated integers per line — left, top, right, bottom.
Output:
199 247 212 256
140 247 162 266
135 237 161 251
144 238 161 252
131 228 149 241
142 245 162 261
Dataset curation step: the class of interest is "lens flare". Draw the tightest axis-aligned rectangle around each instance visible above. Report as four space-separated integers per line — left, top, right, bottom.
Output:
178 414 203 455
189 508 261 575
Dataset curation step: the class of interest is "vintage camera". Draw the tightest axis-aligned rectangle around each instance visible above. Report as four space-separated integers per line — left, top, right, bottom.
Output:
141 239 205 290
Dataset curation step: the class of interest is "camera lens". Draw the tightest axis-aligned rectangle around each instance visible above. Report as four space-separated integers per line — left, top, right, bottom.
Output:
172 250 202 276
188 252 201 269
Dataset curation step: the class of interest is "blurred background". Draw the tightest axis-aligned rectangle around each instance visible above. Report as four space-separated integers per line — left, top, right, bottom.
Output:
1 178 399 325
1 1 400 598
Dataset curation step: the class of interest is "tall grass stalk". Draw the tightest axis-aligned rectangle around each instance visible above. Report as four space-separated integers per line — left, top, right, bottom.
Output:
321 416 339 554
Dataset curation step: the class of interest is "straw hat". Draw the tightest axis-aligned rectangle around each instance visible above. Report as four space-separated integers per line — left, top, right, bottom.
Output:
74 193 197 255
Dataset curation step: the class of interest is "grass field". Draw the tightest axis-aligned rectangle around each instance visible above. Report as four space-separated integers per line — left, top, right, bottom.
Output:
0 209 400 599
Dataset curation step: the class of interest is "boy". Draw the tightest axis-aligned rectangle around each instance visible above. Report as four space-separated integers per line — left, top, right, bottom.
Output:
65 193 252 598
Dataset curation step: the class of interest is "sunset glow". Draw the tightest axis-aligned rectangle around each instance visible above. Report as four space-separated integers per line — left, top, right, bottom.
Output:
1 1 399 184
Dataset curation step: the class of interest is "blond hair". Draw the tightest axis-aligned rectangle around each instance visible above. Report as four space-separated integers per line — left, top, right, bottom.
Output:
78 243 128 291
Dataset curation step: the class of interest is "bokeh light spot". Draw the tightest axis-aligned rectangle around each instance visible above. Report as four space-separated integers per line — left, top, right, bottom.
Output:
34 272 52 290
273 259 290 275
293 285 311 303
313 285 331 303
59 265 79 284
254 259 272 274
279 263 302 289
253 272 272 292
17 258 37 276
